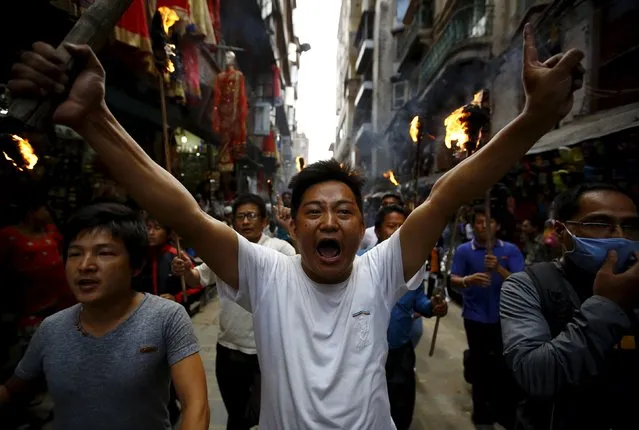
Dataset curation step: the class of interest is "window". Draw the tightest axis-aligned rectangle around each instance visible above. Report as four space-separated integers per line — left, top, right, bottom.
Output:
392 81 407 110
396 0 409 20
253 102 271 136
254 72 274 100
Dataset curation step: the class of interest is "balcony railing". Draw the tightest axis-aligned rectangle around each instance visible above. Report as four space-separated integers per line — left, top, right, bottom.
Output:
397 1 434 63
418 4 493 92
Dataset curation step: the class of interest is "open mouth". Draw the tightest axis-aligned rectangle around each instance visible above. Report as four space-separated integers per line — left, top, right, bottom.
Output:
77 279 99 290
316 239 342 263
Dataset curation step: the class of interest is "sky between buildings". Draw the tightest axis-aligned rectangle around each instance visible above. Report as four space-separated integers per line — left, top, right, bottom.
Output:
294 0 340 163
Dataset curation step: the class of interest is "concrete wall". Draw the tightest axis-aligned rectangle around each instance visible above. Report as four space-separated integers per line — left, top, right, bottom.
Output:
490 0 594 135
372 0 396 175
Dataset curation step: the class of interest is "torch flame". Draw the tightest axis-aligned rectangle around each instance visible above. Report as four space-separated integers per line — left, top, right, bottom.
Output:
409 116 420 143
383 170 400 186
3 135 38 171
295 156 305 172
443 90 484 151
158 7 179 34
158 7 179 74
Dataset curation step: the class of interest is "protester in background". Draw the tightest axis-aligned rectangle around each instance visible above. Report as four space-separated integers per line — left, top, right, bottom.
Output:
358 193 403 252
501 183 639 430
0 194 71 342
8 27 585 428
172 194 295 430
450 206 525 430
0 203 209 430
521 215 553 265
137 215 203 309
370 205 448 429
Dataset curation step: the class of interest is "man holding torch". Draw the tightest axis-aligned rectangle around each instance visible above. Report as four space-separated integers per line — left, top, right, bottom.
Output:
7 24 584 429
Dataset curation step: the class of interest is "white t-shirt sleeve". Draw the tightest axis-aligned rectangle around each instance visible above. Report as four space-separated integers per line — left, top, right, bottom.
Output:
363 231 426 309
195 263 216 286
274 239 296 256
217 233 283 313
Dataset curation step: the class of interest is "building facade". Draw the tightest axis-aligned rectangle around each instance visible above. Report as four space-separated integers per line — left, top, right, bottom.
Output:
221 0 304 197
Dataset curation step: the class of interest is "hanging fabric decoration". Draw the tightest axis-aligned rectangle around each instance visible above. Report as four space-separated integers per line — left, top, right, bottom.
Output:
273 65 283 106
213 52 248 172
209 0 222 45
181 38 201 102
190 0 217 45
263 128 277 159
114 0 152 53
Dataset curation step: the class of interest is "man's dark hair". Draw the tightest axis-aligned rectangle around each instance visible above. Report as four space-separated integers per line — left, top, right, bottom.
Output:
143 212 172 238
381 192 403 206
63 202 148 271
288 159 365 219
374 205 409 229
470 205 494 225
552 182 626 222
232 193 267 219
282 191 292 198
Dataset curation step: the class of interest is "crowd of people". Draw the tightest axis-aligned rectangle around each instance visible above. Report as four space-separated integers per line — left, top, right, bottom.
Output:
0 24 638 430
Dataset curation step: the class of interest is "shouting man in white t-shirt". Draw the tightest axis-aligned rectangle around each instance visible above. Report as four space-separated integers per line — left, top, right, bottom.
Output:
171 193 295 429
10 25 585 429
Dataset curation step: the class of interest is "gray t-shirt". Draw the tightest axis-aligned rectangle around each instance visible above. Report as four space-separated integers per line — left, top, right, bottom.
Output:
15 293 200 430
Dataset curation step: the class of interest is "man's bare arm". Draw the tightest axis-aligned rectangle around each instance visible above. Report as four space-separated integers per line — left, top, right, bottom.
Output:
399 24 584 281
171 354 209 430
78 106 240 289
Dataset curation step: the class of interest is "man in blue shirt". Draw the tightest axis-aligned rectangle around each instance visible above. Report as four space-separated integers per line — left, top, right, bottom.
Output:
451 205 524 430
367 205 447 430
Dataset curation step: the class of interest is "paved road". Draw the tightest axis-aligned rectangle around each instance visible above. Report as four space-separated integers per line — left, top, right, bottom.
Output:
193 298 475 430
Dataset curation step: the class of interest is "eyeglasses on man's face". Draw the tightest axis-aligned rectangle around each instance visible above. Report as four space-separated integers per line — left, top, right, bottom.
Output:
234 212 260 222
566 216 639 240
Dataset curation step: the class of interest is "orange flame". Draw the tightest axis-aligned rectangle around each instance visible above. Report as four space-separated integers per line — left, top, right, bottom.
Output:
383 170 400 186
158 7 179 34
444 91 483 151
3 135 38 171
158 7 179 74
409 116 420 143
295 156 305 172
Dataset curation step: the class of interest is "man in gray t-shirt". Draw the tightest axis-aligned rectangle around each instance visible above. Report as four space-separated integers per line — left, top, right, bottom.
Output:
14 294 197 429
0 202 209 430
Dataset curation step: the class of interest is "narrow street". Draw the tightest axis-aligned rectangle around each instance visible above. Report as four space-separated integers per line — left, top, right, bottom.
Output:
192 297 474 430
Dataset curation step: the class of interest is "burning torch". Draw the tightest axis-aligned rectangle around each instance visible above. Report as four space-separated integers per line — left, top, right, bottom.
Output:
152 5 188 302
429 90 491 357
409 116 422 210
444 90 492 250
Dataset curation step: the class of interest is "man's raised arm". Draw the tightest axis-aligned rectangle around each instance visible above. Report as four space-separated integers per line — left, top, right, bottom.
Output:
9 42 240 289
400 24 584 281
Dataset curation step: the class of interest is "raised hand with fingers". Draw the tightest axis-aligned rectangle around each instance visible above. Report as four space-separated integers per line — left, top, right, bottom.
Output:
275 195 293 232
521 23 585 126
594 250 639 310
8 42 106 129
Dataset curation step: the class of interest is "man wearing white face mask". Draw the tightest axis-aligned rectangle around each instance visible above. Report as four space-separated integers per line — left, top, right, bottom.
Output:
500 183 639 430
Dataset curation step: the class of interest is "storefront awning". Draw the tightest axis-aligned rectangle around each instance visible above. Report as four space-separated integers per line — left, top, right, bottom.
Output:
527 103 639 155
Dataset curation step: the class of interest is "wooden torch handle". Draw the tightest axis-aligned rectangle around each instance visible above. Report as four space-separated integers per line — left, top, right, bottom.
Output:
8 0 134 129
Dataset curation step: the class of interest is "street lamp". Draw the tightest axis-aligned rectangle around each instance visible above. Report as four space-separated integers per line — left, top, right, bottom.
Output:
297 43 311 54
